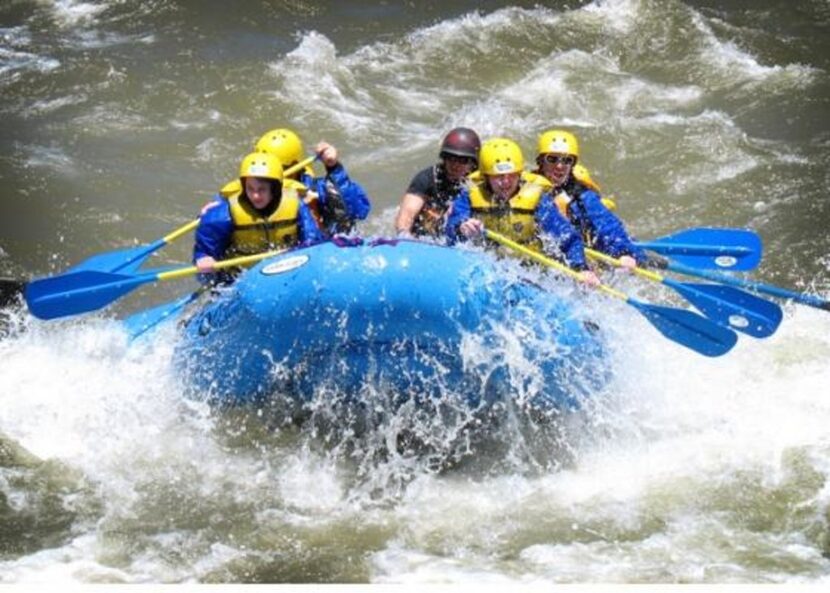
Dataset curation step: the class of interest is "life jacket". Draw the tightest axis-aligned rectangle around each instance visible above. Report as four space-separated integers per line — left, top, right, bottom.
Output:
552 176 622 249
536 163 616 216
468 171 552 250
227 183 303 255
220 179 242 198
573 163 601 192
413 165 464 237
414 205 443 236
221 173 321 228
553 190 617 219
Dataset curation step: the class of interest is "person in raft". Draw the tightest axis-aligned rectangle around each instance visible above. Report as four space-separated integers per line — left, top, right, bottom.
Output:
394 126 481 238
193 151 324 284
215 128 371 237
445 137 600 286
534 129 646 269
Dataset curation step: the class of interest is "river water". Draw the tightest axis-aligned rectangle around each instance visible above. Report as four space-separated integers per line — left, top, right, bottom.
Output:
1 0 829 585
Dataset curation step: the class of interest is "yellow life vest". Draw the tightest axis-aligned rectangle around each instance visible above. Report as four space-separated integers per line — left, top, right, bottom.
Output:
536 163 614 217
227 184 303 256
412 166 461 237
553 189 618 219
573 163 601 192
552 162 616 219
468 171 552 250
415 203 445 237
220 178 242 198
573 165 617 210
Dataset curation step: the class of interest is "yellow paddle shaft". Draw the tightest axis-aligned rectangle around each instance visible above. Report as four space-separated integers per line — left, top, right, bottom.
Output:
585 248 664 283
156 249 286 282
484 229 628 302
162 219 200 243
284 154 318 177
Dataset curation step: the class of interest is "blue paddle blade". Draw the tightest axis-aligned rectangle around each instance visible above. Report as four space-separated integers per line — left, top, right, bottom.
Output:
637 227 762 271
66 240 164 274
123 291 201 339
664 261 830 312
629 299 738 357
665 280 783 338
25 270 151 320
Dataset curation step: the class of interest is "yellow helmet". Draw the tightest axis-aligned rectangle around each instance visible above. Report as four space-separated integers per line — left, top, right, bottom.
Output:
479 138 524 176
537 129 580 160
239 151 283 182
254 128 304 166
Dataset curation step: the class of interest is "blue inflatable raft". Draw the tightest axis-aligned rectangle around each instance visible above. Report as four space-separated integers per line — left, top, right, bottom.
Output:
172 239 606 412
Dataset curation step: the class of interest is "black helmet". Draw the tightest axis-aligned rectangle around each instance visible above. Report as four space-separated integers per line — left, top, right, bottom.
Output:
439 127 481 161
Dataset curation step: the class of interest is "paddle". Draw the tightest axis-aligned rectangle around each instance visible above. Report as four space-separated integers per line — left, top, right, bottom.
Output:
634 227 762 271
24 154 321 321
66 219 200 276
586 248 782 338
0 222 199 307
484 230 738 357
123 288 207 339
25 249 285 320
654 259 830 313
2 224 200 307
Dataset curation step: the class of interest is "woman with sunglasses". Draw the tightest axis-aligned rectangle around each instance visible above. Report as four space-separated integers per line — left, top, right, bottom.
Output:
445 137 600 286
536 130 646 270
395 127 481 238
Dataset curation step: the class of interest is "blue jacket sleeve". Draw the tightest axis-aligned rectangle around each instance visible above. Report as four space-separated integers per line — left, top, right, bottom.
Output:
575 191 648 263
444 190 472 245
536 194 589 270
298 200 325 245
193 198 233 263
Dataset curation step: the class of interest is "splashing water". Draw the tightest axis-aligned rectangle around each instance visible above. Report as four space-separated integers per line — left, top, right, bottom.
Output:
2 0 829 584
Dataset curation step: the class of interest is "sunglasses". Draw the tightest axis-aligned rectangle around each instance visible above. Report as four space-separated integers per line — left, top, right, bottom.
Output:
542 154 575 166
442 154 477 166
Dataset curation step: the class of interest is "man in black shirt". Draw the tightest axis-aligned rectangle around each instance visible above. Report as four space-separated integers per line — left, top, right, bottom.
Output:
394 127 481 238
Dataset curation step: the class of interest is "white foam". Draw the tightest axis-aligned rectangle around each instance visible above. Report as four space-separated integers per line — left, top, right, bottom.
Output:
3 274 830 583
23 93 88 117
2 0 829 583
689 9 818 86
0 534 132 583
258 0 815 184
363 296 830 582
0 46 60 81
48 0 109 29
22 143 78 176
